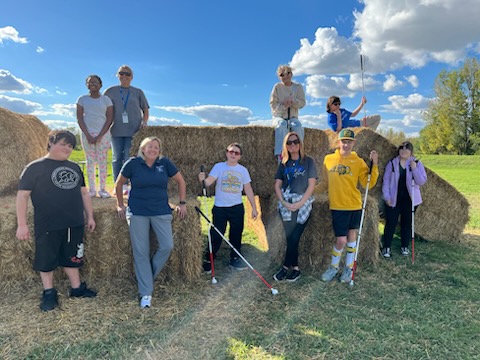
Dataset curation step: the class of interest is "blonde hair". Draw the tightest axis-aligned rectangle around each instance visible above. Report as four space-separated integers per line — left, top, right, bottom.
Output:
281 132 305 165
117 64 134 76
137 136 162 160
276 64 293 77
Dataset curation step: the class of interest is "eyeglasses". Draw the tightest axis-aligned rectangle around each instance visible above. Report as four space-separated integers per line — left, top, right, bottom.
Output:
280 71 292 77
227 150 241 156
118 71 132 76
332 102 341 106
286 139 300 146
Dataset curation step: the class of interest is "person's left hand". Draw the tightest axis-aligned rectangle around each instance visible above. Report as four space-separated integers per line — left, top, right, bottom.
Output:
251 209 258 220
410 157 417 170
176 204 187 219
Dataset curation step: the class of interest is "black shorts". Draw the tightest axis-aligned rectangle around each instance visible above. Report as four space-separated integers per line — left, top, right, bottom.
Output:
331 210 362 237
34 226 85 272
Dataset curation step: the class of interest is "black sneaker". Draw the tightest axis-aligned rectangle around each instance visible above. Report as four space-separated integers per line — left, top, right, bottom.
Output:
40 288 58 311
230 257 247 271
273 267 288 281
203 261 212 274
69 282 97 298
286 269 301 282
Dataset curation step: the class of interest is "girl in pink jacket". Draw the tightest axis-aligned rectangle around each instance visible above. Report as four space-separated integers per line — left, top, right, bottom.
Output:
382 142 427 258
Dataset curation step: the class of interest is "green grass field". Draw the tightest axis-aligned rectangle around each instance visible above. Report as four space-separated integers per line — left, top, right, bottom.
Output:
4 154 477 359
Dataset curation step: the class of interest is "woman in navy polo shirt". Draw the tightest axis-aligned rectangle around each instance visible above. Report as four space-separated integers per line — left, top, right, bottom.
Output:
115 136 186 308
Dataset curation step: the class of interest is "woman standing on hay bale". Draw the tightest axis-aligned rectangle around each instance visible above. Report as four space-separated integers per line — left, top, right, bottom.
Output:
115 136 186 308
381 141 427 258
273 132 317 282
317 129 379 284
104 65 149 195
326 95 381 132
16 130 97 312
270 65 306 161
198 142 258 272
77 75 113 199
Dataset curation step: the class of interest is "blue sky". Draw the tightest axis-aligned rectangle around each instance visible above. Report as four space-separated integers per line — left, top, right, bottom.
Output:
1 0 479 137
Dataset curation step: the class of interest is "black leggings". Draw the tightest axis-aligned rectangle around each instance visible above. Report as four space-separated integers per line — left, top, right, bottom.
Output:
383 198 418 248
282 213 309 267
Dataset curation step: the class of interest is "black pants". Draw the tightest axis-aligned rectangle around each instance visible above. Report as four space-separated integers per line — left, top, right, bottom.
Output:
383 198 418 248
282 212 309 267
206 204 245 260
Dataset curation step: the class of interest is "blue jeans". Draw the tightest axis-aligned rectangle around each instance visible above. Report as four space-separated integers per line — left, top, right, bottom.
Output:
273 117 304 156
111 136 133 181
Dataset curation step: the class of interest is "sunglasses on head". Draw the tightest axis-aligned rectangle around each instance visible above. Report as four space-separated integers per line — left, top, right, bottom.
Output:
280 71 292 77
118 71 132 76
227 150 241 156
286 139 300 146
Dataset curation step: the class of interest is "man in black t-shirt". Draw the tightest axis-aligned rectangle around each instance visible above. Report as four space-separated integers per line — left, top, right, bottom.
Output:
16 130 97 311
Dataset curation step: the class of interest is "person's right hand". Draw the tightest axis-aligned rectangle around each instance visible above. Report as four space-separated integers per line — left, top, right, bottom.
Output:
117 205 126 220
16 225 30 240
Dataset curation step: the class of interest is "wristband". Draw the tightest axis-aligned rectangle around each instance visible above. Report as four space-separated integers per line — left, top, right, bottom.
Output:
179 201 186 205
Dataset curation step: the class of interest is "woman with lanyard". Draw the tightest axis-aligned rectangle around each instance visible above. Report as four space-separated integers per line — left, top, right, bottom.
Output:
104 65 149 195
273 132 317 282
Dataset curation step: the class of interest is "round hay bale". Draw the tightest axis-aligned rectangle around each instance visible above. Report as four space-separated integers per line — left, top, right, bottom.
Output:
0 107 49 196
131 126 330 198
260 194 380 272
0 194 203 284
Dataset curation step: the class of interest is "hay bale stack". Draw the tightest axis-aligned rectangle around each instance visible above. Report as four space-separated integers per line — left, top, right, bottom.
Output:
0 107 49 196
0 195 203 283
244 195 269 251
259 194 380 272
131 126 329 198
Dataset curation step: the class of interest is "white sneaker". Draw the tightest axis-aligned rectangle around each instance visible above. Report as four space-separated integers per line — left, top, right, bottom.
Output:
98 190 111 199
140 295 152 308
88 189 97 197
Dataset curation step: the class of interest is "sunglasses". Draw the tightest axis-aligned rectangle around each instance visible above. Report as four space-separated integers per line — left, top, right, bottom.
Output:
227 150 241 156
399 144 412 150
118 71 132 76
332 102 341 106
280 71 292 77
286 139 300 146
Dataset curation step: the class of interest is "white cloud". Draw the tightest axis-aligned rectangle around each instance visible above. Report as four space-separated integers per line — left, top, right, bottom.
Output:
382 93 431 113
33 103 76 118
157 105 253 125
148 116 183 126
304 73 379 99
354 0 480 71
43 119 78 130
36 46 45 53
56 89 68 96
0 26 28 44
0 69 48 95
0 94 42 113
383 74 404 91
290 0 480 76
290 27 361 75
405 75 419 88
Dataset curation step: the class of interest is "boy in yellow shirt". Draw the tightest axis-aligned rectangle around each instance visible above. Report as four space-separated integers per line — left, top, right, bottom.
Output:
317 128 379 283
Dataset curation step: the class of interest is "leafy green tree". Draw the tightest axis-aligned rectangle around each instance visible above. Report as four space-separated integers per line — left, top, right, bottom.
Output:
420 58 480 154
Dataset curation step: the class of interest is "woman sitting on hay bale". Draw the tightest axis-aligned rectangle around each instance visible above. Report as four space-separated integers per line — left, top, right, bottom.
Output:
317 128 379 284
16 130 97 312
381 141 427 258
273 132 317 282
270 64 306 162
115 136 187 308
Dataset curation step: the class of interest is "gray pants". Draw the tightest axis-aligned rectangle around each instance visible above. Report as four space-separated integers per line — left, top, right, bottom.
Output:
273 117 304 156
126 213 174 297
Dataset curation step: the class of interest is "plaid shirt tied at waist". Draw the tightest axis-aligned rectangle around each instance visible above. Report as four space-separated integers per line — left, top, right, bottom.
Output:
278 188 314 224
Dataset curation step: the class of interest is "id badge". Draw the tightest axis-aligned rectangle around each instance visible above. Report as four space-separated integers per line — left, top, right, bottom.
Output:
122 111 129 123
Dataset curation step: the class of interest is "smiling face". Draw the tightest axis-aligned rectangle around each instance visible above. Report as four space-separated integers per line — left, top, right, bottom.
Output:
48 139 74 161
86 76 102 94
117 66 133 87
141 140 161 162
398 142 413 160
226 145 242 164
277 65 293 85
